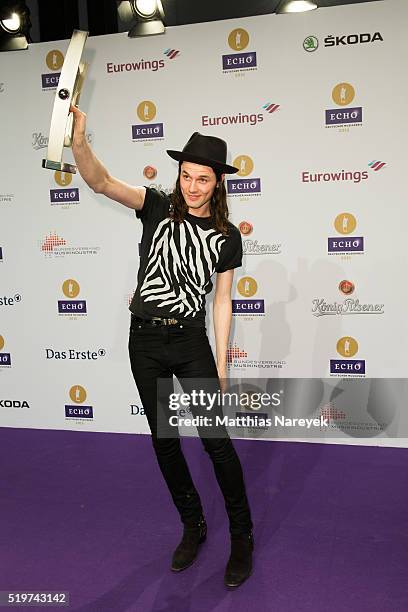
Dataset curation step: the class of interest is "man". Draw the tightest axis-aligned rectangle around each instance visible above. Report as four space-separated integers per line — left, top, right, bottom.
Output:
70 105 254 588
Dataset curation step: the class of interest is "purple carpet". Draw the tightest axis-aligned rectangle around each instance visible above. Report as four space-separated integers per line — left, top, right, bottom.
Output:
1 427 408 611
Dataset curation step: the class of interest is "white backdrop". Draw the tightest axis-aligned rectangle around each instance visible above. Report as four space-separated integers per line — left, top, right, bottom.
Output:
0 0 407 446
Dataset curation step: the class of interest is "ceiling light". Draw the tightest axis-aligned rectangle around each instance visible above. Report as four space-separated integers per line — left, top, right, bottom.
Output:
0 2 31 51
1 12 21 33
277 0 318 13
134 0 158 19
117 0 165 37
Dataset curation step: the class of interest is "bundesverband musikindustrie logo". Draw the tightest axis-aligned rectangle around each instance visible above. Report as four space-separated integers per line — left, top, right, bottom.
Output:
227 342 286 371
40 232 100 258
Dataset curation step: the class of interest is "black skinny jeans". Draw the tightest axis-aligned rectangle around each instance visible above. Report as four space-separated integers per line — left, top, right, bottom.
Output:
128 317 253 536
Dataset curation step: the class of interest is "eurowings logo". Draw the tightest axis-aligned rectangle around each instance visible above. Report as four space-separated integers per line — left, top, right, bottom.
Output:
368 160 386 172
164 48 180 59
262 102 280 114
41 233 66 252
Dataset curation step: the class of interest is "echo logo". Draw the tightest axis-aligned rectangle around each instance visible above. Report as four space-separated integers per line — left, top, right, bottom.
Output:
223 28 257 72
132 100 164 140
233 277 265 315
227 155 261 196
58 279 87 315
330 336 366 375
326 82 362 127
50 171 79 205
65 385 94 419
0 334 11 366
42 49 64 89
328 213 364 254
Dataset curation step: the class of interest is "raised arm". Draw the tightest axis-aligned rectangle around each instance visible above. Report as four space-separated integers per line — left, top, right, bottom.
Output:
70 104 146 210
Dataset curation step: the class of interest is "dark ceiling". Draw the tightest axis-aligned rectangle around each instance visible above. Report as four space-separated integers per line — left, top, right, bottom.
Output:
23 0 382 43
161 0 379 26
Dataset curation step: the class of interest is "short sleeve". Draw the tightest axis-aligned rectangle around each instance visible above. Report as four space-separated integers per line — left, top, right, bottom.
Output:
216 226 243 273
136 187 171 224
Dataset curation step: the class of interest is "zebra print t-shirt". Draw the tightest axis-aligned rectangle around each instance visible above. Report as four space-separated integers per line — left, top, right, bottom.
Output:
129 187 242 323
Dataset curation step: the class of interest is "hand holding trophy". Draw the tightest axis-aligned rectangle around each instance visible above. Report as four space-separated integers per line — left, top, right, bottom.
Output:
42 29 89 174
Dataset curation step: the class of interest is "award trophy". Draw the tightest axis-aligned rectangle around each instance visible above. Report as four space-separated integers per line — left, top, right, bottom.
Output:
42 29 89 174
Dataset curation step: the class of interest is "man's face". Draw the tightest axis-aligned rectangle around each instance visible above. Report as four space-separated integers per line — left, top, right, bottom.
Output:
180 161 222 214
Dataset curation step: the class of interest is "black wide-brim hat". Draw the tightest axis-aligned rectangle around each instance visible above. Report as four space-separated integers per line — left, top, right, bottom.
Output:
167 132 239 174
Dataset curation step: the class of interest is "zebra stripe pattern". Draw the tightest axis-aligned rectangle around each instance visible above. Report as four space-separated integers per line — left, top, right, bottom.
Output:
140 218 227 317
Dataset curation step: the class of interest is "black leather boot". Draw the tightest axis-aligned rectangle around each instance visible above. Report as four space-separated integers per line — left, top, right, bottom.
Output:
171 516 207 572
224 531 254 587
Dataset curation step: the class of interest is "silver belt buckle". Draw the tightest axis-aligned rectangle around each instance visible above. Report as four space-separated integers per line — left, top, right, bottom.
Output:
151 317 178 326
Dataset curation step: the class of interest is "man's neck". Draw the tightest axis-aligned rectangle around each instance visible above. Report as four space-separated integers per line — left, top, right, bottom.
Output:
187 204 211 218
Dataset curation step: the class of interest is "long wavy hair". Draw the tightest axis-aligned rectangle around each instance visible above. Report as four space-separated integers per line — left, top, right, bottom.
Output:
169 163 230 235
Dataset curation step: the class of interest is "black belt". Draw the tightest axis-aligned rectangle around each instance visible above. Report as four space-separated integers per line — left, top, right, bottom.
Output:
131 315 179 327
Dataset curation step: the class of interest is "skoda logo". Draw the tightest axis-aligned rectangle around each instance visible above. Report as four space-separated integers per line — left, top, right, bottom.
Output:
303 36 318 52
